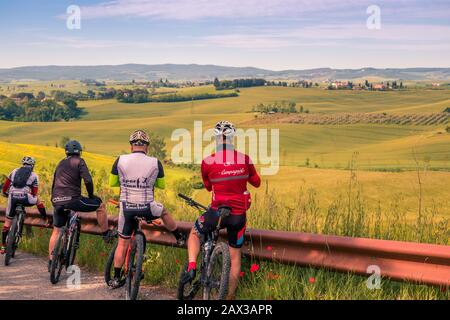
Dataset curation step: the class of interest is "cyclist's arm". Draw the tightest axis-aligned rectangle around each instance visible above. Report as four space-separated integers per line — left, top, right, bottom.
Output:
31 175 39 196
79 158 94 198
155 160 165 189
109 157 120 188
2 178 11 196
247 157 261 188
201 160 212 191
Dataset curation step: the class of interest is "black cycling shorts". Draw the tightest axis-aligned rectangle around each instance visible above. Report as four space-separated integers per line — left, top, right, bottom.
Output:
194 208 246 248
53 197 101 228
6 196 34 219
118 202 161 239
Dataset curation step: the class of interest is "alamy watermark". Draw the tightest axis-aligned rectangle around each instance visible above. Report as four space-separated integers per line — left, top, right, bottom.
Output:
66 265 81 289
171 121 280 176
66 5 81 30
366 5 381 30
366 265 381 289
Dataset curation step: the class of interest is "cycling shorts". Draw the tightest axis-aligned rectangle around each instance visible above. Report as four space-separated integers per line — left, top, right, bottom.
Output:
118 201 164 239
6 193 37 219
53 197 101 228
194 208 246 248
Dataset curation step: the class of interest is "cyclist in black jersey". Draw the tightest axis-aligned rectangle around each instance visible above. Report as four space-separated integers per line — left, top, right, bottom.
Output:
48 140 115 271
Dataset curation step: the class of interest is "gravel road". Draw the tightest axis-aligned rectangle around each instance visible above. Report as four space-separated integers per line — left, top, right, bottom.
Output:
0 251 174 300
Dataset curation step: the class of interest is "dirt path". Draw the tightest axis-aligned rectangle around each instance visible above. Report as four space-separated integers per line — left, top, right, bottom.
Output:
0 251 174 300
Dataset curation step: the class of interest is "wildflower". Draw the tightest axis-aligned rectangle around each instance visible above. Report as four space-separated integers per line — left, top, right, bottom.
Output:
239 271 245 278
250 263 260 273
266 246 273 251
99 251 106 257
309 277 315 284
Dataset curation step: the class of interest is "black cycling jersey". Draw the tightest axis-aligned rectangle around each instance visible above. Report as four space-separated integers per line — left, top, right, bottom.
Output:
51 156 94 205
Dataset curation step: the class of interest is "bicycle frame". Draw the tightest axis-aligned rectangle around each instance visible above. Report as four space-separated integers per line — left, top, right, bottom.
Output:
123 217 146 275
177 193 230 296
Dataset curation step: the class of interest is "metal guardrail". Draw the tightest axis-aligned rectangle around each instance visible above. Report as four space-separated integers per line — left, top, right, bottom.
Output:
1 208 449 287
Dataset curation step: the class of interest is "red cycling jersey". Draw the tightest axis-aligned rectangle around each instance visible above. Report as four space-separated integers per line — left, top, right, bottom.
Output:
201 145 261 215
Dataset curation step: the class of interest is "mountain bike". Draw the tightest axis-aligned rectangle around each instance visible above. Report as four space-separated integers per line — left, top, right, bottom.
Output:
4 205 26 266
104 201 151 300
177 193 231 300
50 210 81 284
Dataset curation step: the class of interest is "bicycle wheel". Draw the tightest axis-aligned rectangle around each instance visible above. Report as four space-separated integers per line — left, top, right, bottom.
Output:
4 215 19 266
50 230 66 284
177 262 201 300
12 212 25 259
203 242 231 300
125 233 145 300
66 224 79 268
105 242 125 286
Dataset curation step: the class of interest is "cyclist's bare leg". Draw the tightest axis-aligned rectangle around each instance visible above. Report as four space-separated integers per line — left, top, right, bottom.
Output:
227 246 242 300
114 237 130 269
48 227 61 259
96 202 109 233
187 228 201 263
1 217 12 250
3 217 12 228
160 209 176 231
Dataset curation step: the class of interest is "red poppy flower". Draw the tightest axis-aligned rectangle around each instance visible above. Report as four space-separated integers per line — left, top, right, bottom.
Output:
239 271 245 278
250 263 260 273
175 259 180 264
266 246 273 251
309 277 315 284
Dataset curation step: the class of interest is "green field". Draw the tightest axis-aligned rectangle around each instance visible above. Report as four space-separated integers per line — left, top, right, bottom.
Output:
1 87 449 168
1 83 449 299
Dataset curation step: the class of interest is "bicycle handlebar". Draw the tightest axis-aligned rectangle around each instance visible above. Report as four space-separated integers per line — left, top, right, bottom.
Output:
177 193 208 211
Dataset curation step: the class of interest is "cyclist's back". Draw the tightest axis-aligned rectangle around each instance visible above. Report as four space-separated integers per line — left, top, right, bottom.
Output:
51 155 92 205
202 145 261 215
112 151 163 204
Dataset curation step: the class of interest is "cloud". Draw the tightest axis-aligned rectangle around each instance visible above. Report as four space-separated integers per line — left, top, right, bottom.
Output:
77 0 362 20
29 36 196 49
200 23 450 50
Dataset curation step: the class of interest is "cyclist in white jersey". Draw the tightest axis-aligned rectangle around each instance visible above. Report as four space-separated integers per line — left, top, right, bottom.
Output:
107 129 185 288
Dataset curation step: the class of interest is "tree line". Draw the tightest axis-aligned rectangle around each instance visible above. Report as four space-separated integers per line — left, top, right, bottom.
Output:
252 101 308 114
0 94 83 122
116 89 238 103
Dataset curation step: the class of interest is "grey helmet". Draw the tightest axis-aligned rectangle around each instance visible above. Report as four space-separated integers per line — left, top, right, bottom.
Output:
22 156 36 167
65 140 82 155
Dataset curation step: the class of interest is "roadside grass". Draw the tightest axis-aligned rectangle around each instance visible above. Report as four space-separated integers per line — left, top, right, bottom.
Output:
4 160 449 300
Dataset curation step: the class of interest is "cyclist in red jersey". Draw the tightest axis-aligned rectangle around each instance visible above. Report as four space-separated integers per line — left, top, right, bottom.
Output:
183 121 261 299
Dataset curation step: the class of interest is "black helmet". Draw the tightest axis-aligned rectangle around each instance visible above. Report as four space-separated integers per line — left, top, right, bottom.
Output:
65 140 82 155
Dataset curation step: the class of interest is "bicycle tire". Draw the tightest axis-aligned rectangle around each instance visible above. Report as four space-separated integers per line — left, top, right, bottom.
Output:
125 233 145 300
66 225 79 268
204 242 231 300
13 212 25 259
104 241 118 286
50 230 66 284
177 262 201 300
4 215 19 266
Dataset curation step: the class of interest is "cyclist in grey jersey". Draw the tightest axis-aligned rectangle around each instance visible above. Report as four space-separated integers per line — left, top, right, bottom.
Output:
108 130 185 288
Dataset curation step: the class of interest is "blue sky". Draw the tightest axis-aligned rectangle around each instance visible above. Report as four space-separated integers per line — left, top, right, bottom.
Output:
0 0 449 69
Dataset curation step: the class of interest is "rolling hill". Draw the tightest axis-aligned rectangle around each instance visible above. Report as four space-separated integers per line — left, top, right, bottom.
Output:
0 64 449 81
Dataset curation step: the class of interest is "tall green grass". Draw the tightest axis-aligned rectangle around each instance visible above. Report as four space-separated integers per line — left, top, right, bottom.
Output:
5 160 449 299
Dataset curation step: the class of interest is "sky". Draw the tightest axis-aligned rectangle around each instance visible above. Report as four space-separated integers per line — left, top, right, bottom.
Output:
0 0 449 70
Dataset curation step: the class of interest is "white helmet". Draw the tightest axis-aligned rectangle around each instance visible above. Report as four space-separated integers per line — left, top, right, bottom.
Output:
129 129 150 146
22 156 36 166
214 121 236 138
